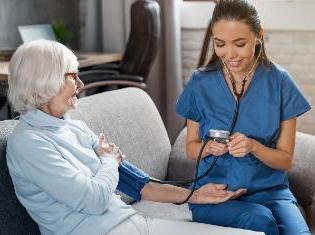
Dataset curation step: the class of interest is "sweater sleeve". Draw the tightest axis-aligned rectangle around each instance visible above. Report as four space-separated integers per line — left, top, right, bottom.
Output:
8 131 119 215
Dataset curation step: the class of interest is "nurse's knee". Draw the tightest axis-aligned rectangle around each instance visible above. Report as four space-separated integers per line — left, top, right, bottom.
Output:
239 206 279 235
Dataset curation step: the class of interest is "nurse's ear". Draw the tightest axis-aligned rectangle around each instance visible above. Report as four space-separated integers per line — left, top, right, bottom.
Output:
256 26 264 46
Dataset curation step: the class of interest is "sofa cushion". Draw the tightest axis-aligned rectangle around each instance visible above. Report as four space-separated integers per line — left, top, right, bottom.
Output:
70 88 171 180
288 132 315 208
132 200 191 221
167 127 195 181
108 211 263 235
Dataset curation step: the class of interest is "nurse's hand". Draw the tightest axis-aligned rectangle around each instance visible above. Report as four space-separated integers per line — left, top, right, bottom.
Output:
227 132 256 157
205 140 228 156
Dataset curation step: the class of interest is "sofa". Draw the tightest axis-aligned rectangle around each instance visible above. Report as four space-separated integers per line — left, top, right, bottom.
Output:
0 88 314 234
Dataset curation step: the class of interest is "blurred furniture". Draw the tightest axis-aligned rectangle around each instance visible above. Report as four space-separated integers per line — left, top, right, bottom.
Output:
0 52 121 120
79 0 161 94
0 81 12 119
0 52 122 81
0 88 314 234
0 62 8 81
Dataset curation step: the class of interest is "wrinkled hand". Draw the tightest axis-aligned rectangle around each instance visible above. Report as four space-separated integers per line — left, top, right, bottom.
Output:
96 133 125 164
204 140 228 157
227 132 256 157
191 183 246 204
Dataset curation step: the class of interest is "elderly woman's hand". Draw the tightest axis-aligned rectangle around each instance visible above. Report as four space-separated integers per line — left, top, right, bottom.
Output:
190 183 246 204
96 133 125 164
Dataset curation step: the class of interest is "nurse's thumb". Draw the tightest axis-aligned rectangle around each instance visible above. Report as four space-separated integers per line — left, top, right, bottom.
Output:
214 184 228 190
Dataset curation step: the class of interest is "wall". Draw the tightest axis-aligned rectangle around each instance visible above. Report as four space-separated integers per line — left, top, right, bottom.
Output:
181 1 315 31
0 0 81 50
0 0 81 120
181 1 315 135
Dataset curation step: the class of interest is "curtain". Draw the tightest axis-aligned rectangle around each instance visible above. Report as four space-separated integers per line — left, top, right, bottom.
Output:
81 0 184 143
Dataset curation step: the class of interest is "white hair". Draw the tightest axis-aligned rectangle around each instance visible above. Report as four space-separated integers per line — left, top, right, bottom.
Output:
8 39 78 113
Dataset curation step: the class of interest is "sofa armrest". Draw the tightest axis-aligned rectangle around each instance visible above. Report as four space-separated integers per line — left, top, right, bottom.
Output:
288 132 315 229
167 128 196 181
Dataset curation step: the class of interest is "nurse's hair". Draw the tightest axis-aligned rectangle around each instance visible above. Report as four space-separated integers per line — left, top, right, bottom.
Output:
205 0 270 70
8 39 78 114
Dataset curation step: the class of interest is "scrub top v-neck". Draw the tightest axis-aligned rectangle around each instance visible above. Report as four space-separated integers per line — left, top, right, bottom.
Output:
218 65 261 106
176 62 311 198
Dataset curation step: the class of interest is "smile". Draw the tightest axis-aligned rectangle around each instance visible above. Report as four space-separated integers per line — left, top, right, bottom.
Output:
227 59 243 67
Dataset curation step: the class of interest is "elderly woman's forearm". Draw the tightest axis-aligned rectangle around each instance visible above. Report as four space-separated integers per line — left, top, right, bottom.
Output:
141 182 192 203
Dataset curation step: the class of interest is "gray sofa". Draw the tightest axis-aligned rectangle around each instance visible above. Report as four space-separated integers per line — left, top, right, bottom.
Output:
0 88 314 234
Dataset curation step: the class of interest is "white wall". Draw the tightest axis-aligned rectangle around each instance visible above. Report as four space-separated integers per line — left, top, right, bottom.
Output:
181 1 315 31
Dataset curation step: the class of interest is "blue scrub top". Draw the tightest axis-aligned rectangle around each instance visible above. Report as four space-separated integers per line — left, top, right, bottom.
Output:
176 63 311 199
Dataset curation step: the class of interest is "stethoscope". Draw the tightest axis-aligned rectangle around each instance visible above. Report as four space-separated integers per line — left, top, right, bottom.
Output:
149 40 263 205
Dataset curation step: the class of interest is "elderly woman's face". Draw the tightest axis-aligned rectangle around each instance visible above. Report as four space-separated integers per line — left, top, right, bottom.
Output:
41 73 84 117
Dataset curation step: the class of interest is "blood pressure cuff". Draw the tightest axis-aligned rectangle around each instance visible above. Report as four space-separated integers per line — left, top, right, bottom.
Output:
117 160 150 202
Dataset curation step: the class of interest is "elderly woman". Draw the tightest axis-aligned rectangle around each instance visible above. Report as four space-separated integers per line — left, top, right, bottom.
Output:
6 40 246 235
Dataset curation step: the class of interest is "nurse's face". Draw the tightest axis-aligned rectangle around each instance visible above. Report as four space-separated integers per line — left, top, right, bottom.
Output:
212 19 260 75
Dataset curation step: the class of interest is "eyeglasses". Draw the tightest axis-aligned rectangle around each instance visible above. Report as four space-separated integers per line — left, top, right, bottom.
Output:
64 72 79 80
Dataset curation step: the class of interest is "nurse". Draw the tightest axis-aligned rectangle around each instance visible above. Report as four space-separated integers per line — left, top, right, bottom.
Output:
176 1 311 235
